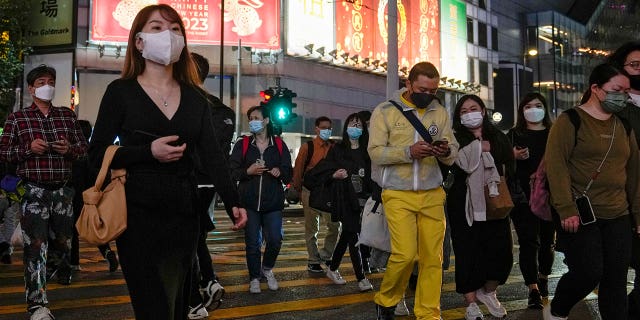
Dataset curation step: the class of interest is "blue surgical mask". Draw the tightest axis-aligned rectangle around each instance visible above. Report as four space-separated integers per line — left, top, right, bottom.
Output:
319 128 331 141
347 127 363 140
249 120 264 133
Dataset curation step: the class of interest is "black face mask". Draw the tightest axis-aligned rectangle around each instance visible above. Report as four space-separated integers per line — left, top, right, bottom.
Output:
630 74 640 91
410 92 437 109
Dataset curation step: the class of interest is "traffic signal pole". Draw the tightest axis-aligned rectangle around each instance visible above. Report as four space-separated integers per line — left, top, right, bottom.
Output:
234 39 242 142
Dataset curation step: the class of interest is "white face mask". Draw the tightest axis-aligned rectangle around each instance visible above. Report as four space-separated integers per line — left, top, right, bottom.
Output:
523 108 545 123
460 111 484 128
34 84 55 101
137 30 185 66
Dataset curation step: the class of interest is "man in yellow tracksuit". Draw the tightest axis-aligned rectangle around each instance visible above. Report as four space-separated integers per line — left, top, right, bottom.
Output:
368 62 458 320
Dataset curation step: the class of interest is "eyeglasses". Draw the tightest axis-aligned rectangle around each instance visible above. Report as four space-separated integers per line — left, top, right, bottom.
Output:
624 61 640 69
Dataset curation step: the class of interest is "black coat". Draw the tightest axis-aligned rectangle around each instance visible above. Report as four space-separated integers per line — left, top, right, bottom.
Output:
306 144 369 233
229 135 292 212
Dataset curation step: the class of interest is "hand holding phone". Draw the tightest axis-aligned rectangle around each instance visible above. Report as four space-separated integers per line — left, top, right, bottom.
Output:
432 140 448 148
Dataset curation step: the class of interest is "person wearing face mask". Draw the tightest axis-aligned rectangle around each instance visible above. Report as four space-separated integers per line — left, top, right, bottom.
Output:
88 5 247 320
446 94 514 320
228 106 292 294
0 64 88 320
306 113 374 292
606 41 640 318
369 62 459 320
543 63 640 320
506 93 555 310
291 116 341 273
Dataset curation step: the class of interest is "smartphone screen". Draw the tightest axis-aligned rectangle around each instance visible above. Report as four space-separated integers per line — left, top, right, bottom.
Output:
575 195 596 225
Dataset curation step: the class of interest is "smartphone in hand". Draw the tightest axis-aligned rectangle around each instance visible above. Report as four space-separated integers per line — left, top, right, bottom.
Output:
432 140 448 148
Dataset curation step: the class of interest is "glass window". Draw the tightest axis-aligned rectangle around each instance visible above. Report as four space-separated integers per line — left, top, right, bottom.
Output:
479 60 489 86
479 0 487 9
478 22 487 48
467 18 474 43
491 27 498 51
469 58 475 83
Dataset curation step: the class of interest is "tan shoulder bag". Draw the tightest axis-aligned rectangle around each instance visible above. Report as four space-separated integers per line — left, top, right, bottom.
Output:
75 145 127 245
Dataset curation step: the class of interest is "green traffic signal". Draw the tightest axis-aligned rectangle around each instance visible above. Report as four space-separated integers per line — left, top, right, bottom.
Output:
261 87 297 126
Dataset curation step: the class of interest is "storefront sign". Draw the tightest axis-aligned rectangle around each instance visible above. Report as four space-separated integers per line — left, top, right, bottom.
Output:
335 0 440 70
27 0 74 47
91 0 280 49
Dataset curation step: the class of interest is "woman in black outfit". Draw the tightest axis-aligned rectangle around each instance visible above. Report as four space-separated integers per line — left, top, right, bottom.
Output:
321 113 373 292
447 94 514 320
88 5 246 320
507 92 555 309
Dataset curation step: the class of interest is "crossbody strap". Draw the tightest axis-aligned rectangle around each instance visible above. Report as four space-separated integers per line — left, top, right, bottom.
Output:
388 100 433 143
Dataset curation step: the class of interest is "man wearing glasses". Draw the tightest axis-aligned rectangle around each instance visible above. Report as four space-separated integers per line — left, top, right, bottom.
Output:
608 41 640 319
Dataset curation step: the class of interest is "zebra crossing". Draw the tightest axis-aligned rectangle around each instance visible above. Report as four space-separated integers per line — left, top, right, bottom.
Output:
0 209 609 319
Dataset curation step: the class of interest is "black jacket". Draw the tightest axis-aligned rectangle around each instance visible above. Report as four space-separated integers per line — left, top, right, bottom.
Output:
306 144 370 233
229 135 292 212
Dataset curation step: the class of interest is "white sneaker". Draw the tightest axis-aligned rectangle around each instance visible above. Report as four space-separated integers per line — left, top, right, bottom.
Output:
326 269 346 284
30 306 55 320
543 304 568 320
358 278 373 292
475 288 507 317
262 269 279 291
187 303 209 320
394 298 410 316
201 280 225 310
249 278 261 294
465 302 484 320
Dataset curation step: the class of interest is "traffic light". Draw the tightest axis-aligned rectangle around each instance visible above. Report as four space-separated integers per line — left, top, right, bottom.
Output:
259 87 297 127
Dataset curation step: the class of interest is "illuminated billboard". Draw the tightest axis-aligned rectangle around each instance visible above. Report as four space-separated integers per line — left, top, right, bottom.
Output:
286 0 335 56
335 0 440 70
91 0 280 49
440 0 467 81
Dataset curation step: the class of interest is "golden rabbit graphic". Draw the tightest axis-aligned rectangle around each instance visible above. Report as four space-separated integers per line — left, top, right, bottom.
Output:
222 0 264 36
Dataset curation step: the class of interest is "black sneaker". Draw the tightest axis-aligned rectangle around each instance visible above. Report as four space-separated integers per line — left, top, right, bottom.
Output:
56 263 72 285
307 263 324 273
105 249 119 272
528 289 543 309
538 278 549 298
376 303 395 320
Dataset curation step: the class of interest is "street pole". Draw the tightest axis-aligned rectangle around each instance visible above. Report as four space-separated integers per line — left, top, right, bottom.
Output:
386 0 399 99
235 39 242 141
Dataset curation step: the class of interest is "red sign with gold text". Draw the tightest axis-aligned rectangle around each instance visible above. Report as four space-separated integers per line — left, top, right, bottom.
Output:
335 0 440 70
91 0 280 49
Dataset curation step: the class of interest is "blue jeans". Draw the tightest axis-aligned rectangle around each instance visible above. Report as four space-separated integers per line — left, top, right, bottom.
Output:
245 209 283 280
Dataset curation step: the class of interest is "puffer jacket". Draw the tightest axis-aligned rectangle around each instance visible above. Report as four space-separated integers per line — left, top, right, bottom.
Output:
368 88 459 191
229 135 292 212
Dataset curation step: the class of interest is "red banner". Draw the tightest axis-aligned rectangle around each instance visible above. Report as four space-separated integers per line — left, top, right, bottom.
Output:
91 0 280 49
335 0 440 71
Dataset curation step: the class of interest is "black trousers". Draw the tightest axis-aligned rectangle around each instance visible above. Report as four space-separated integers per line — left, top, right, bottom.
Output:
551 215 631 319
189 187 217 307
330 230 365 281
511 202 556 285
